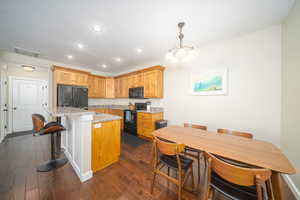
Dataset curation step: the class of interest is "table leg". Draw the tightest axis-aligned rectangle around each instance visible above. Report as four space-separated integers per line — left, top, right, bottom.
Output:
271 172 283 200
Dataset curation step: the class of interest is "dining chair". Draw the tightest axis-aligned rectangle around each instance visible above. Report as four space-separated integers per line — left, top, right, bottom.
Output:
232 131 253 139
151 136 194 200
203 152 274 200
183 123 207 188
217 128 230 134
184 123 207 130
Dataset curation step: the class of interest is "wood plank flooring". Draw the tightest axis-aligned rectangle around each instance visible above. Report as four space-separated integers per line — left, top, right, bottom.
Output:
0 133 296 200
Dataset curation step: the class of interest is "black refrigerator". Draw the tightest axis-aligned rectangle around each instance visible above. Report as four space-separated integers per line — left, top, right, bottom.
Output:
57 84 88 108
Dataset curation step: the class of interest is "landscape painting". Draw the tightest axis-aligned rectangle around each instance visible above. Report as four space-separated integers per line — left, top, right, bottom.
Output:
190 69 228 95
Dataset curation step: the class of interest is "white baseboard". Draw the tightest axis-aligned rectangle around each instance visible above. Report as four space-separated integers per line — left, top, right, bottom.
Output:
63 147 93 183
282 174 300 200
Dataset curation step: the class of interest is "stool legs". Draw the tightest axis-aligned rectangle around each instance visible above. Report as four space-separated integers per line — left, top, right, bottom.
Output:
36 132 68 172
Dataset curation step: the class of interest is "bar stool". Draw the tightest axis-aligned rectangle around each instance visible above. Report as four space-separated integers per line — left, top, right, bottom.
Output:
32 114 68 172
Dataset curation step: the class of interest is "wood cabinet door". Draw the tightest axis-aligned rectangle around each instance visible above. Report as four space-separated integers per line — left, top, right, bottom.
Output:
55 70 74 85
105 78 115 98
114 78 121 98
127 75 135 89
88 75 96 97
144 70 158 98
95 78 106 98
136 72 144 87
73 73 88 86
120 76 128 98
92 120 121 172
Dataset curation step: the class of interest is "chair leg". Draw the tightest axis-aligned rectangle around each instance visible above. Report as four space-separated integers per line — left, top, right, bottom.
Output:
197 152 201 187
178 171 182 200
266 179 274 200
150 171 157 194
208 188 214 200
190 166 195 190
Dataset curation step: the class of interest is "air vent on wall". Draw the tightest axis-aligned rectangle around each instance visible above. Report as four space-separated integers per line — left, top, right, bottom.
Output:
14 47 40 58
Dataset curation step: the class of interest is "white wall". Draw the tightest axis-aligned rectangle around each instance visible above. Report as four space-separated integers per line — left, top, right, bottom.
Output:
282 0 300 192
163 25 282 146
93 25 282 146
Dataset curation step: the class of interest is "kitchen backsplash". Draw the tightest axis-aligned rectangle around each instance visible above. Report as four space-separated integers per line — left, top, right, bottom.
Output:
88 98 164 108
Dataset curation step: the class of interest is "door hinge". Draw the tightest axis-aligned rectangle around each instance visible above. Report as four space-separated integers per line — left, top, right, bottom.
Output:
4 81 7 85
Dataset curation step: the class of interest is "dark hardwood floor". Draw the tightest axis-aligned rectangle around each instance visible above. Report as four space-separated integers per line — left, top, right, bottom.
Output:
0 133 296 200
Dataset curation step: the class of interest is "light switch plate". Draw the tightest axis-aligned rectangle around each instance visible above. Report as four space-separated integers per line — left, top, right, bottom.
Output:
94 123 102 128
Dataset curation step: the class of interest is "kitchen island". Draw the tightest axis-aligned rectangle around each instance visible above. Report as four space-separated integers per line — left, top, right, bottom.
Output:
47 107 121 182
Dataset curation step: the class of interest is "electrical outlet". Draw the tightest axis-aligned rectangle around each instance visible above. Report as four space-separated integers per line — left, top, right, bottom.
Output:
94 123 102 128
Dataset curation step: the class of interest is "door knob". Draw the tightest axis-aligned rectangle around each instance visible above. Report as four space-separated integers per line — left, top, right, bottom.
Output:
13 107 17 110
3 109 8 112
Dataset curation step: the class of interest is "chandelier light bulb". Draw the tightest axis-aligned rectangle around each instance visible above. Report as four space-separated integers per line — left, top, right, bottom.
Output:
166 22 195 63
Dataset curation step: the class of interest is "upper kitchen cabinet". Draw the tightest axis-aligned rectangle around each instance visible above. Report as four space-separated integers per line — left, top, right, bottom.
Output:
114 76 129 98
88 74 106 98
120 76 129 98
105 78 115 98
114 77 122 98
143 66 164 98
53 66 89 87
127 73 144 88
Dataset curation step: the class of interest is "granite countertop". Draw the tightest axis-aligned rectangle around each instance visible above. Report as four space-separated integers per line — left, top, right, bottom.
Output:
92 113 122 123
88 104 163 114
46 107 95 117
88 105 129 110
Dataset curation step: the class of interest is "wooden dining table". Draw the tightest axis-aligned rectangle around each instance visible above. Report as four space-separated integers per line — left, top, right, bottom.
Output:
152 126 296 200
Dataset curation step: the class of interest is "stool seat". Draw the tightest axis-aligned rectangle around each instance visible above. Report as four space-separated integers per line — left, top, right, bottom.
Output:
33 121 65 136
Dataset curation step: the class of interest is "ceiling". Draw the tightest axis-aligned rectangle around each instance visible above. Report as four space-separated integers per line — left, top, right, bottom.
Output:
0 0 294 73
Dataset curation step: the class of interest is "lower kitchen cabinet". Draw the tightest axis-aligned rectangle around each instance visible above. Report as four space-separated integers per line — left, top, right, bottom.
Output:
92 120 121 172
137 112 163 140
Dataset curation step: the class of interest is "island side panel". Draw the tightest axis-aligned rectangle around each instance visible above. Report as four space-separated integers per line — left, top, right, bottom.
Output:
92 119 121 172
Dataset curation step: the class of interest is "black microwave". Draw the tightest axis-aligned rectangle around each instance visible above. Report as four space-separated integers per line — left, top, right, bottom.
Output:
129 87 144 99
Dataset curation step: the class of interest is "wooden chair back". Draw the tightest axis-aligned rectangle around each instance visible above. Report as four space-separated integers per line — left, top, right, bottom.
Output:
217 128 229 134
184 123 207 130
232 131 253 139
204 152 271 186
154 136 184 156
32 114 45 132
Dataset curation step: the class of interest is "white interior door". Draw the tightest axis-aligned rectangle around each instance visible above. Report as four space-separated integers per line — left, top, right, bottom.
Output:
11 78 48 132
0 70 8 141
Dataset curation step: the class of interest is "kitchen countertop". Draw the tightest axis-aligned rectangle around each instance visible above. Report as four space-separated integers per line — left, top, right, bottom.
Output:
46 107 95 117
88 105 164 114
92 113 122 123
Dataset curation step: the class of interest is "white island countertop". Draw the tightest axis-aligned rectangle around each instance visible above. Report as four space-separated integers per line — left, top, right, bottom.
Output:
46 107 95 117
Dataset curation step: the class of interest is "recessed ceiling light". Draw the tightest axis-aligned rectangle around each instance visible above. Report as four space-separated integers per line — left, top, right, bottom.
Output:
93 25 101 32
136 48 143 53
102 64 107 68
66 55 73 59
115 57 121 62
77 43 84 49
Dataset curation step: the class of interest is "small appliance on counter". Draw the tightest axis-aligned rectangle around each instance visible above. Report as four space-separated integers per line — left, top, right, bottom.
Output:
124 102 147 135
128 102 135 110
146 101 151 112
